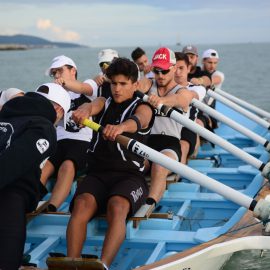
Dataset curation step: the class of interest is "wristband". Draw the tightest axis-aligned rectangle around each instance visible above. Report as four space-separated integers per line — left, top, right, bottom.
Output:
146 197 157 206
127 115 142 132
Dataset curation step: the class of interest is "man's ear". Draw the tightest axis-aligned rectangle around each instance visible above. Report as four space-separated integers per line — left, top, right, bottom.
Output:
71 67 77 77
133 80 139 89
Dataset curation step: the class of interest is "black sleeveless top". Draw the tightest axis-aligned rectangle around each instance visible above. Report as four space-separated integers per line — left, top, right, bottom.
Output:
88 95 154 175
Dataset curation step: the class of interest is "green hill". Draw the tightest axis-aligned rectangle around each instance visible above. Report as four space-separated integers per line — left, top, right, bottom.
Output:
0 34 87 49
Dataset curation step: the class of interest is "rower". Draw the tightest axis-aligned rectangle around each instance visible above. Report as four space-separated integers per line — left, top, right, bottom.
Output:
66 58 154 269
138 47 201 204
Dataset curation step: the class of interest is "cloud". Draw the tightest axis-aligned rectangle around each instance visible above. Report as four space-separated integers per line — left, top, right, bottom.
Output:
36 18 80 42
37 19 52 30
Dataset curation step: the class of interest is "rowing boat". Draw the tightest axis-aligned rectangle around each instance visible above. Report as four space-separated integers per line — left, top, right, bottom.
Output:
25 89 270 270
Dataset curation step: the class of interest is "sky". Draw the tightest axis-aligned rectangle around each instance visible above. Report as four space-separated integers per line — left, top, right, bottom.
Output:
0 0 270 47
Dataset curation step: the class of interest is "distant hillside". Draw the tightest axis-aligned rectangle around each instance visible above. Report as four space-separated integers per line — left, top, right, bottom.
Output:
0 34 87 49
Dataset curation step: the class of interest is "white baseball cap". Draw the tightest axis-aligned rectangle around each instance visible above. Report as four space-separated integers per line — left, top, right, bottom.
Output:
202 49 219 59
0 88 25 106
98 49 119 64
35 83 71 127
46 55 77 76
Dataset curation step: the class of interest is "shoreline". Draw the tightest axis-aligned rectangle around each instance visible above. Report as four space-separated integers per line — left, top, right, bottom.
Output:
0 44 28 50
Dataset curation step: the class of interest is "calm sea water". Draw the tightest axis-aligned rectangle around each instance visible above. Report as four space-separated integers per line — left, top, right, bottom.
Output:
1 43 270 269
0 43 269 112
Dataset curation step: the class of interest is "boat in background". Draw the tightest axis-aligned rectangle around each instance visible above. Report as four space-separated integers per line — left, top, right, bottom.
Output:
25 92 270 270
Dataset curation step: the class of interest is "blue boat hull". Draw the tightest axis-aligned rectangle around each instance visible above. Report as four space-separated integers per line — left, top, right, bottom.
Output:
25 100 270 269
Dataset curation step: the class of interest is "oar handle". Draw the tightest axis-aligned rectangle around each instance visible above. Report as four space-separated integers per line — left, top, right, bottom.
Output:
82 119 103 133
82 119 131 148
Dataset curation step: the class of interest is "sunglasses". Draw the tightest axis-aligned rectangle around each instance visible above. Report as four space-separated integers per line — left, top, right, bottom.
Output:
153 67 172 75
49 67 64 78
99 62 110 69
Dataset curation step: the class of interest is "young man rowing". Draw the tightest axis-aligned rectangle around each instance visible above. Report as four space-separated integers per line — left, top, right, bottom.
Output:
67 58 154 269
138 47 201 204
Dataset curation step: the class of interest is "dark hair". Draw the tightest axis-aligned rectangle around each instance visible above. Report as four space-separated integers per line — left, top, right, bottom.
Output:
174 52 190 66
131 47 146 61
106 57 139 83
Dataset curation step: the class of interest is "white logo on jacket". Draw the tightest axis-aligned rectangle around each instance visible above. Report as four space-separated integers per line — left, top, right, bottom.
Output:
36 139 49 154
0 122 14 153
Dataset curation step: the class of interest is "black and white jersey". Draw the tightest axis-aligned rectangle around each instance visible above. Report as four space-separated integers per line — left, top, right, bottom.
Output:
88 95 154 175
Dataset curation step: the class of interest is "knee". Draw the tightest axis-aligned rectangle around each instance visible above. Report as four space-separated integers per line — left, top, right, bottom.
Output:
107 196 130 219
60 160 75 173
196 119 204 127
71 194 96 222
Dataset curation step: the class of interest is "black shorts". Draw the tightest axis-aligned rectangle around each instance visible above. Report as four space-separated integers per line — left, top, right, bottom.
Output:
180 127 197 157
49 139 89 173
70 171 148 217
147 134 181 161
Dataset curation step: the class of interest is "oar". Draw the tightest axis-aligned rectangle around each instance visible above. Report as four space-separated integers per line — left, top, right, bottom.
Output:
135 91 270 180
207 89 270 130
191 98 270 152
82 119 270 230
215 88 270 120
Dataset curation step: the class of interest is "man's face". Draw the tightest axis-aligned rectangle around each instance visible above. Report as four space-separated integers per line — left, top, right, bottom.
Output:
186 53 198 68
174 60 190 85
135 54 149 72
51 102 64 126
50 65 76 81
203 58 218 73
110 74 138 103
153 65 176 87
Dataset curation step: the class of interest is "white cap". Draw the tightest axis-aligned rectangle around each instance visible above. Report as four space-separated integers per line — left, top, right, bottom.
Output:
46 55 77 76
202 49 219 59
98 49 119 64
35 83 71 127
0 88 25 106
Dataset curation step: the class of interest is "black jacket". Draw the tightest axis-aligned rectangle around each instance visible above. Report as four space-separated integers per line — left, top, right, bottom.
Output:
0 92 57 212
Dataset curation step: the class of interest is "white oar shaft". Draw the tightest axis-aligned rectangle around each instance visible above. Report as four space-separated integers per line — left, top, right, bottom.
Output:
191 98 270 151
168 109 264 169
136 91 270 179
128 139 254 209
215 88 270 119
82 119 270 221
207 90 270 130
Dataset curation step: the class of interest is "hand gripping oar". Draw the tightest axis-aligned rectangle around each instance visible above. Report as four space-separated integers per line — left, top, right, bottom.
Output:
207 89 270 130
215 88 270 120
82 119 270 232
135 91 270 181
190 98 270 152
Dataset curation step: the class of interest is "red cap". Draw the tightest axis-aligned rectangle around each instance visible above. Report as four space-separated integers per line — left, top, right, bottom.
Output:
151 47 176 70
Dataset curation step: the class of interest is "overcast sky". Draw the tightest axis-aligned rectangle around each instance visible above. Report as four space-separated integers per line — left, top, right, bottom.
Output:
1 0 269 47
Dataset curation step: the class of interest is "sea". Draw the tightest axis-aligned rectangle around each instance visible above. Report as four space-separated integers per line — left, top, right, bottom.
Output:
0 42 269 112
0 43 270 269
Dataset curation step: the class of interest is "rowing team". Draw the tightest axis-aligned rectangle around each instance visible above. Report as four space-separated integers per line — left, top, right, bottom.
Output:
0 45 224 270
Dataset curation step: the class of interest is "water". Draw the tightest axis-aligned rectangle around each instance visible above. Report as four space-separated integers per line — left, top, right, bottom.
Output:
223 250 270 270
1 43 270 269
0 43 270 112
